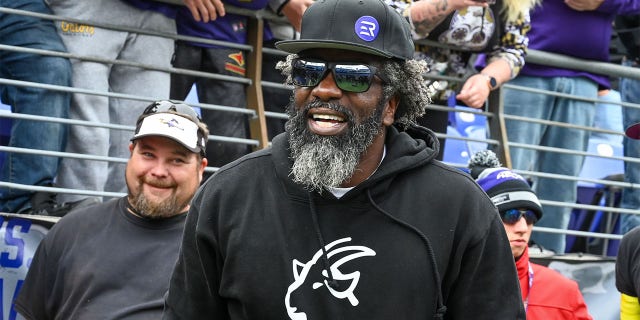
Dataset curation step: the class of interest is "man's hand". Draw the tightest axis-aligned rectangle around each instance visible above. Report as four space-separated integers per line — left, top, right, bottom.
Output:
409 0 488 37
281 0 314 31
564 0 604 11
183 0 226 23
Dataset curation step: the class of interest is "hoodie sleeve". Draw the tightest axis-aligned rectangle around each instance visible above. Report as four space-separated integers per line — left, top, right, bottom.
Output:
486 10 531 79
570 280 593 320
163 183 227 320
443 194 526 320
616 228 640 299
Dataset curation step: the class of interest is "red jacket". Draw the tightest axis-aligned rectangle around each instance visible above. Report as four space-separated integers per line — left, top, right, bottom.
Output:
516 247 593 319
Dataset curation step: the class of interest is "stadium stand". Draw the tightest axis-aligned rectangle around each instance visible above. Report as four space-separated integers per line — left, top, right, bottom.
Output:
1 3 640 318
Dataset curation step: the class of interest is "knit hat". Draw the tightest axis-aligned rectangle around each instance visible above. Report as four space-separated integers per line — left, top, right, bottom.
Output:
468 150 543 220
275 0 414 60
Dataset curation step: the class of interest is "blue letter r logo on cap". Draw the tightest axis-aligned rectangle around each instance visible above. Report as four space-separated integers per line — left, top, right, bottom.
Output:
355 16 379 42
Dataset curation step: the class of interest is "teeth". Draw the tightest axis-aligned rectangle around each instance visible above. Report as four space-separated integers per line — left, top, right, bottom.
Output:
312 114 344 122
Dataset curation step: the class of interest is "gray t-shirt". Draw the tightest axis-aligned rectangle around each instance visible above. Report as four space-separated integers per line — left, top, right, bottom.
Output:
14 197 186 320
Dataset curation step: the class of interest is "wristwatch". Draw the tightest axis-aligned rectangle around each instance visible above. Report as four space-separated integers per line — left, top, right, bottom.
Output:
481 73 498 90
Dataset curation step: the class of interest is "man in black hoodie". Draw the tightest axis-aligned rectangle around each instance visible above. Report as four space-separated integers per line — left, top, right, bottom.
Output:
163 0 525 319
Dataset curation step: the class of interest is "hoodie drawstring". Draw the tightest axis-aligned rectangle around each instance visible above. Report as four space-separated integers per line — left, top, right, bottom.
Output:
366 189 447 320
306 190 447 318
308 193 340 289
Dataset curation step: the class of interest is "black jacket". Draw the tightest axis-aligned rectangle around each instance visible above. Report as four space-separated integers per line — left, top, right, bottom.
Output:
616 14 640 61
163 125 525 319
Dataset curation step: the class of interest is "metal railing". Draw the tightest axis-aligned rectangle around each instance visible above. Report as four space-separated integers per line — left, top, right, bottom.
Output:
1 4 636 255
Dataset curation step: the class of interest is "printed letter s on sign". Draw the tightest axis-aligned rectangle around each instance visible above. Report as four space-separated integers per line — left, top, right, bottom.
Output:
1 219 31 268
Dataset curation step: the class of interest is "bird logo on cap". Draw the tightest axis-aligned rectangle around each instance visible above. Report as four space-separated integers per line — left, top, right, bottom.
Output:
159 117 185 131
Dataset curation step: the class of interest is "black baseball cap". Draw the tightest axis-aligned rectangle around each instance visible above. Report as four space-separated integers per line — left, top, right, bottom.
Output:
276 0 414 61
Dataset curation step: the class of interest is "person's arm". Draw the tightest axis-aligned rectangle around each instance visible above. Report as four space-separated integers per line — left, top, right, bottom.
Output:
456 8 531 108
456 59 512 108
270 0 313 32
401 0 488 38
622 293 640 320
568 280 594 320
163 188 227 319
566 0 640 14
444 196 526 319
182 0 226 22
564 0 604 11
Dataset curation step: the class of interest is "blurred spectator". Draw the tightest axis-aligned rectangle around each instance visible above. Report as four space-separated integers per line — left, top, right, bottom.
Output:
46 0 219 204
0 0 72 215
616 225 640 319
14 100 208 319
469 150 592 319
388 0 537 160
617 14 640 234
502 0 640 253
170 0 309 172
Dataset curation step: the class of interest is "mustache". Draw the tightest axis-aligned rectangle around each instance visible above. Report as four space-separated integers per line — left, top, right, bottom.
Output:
289 99 355 124
141 176 176 189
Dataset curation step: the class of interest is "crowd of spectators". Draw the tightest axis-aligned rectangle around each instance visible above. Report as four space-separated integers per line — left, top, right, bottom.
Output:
1 0 640 317
1 0 639 242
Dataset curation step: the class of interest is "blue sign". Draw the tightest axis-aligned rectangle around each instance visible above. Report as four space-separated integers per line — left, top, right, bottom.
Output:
0 216 49 320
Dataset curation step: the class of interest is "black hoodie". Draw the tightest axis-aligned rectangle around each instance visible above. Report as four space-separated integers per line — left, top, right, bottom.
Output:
163 125 526 320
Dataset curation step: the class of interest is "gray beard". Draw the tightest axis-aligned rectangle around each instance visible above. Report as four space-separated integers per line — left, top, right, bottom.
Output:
285 99 386 192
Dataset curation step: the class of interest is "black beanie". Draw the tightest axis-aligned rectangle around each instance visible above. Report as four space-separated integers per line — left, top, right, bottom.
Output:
468 150 543 221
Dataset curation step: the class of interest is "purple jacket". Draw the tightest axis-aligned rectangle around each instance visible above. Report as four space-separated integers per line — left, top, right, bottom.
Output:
522 0 640 88
176 0 273 48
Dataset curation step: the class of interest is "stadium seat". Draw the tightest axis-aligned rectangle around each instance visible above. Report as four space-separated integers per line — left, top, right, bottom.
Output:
451 105 487 135
569 132 624 256
567 176 622 256
578 137 624 188
443 126 470 166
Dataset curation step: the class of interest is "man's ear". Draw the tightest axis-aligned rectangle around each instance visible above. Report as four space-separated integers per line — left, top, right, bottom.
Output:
200 157 208 173
196 157 208 183
129 142 135 153
382 94 400 126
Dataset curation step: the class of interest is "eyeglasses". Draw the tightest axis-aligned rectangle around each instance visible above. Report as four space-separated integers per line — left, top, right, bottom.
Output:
291 58 387 93
500 209 538 225
142 100 202 124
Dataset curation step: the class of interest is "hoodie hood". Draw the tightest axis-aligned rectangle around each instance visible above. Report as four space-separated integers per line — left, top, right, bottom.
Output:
271 124 440 198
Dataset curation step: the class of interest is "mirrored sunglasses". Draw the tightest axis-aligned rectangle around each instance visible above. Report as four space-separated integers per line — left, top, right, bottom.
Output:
291 58 387 93
500 208 538 225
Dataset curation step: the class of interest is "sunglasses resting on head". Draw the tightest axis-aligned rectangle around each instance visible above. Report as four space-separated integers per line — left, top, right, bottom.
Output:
142 100 202 124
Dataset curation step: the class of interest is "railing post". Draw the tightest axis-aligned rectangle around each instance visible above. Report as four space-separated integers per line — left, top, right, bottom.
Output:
245 16 269 150
487 88 512 168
